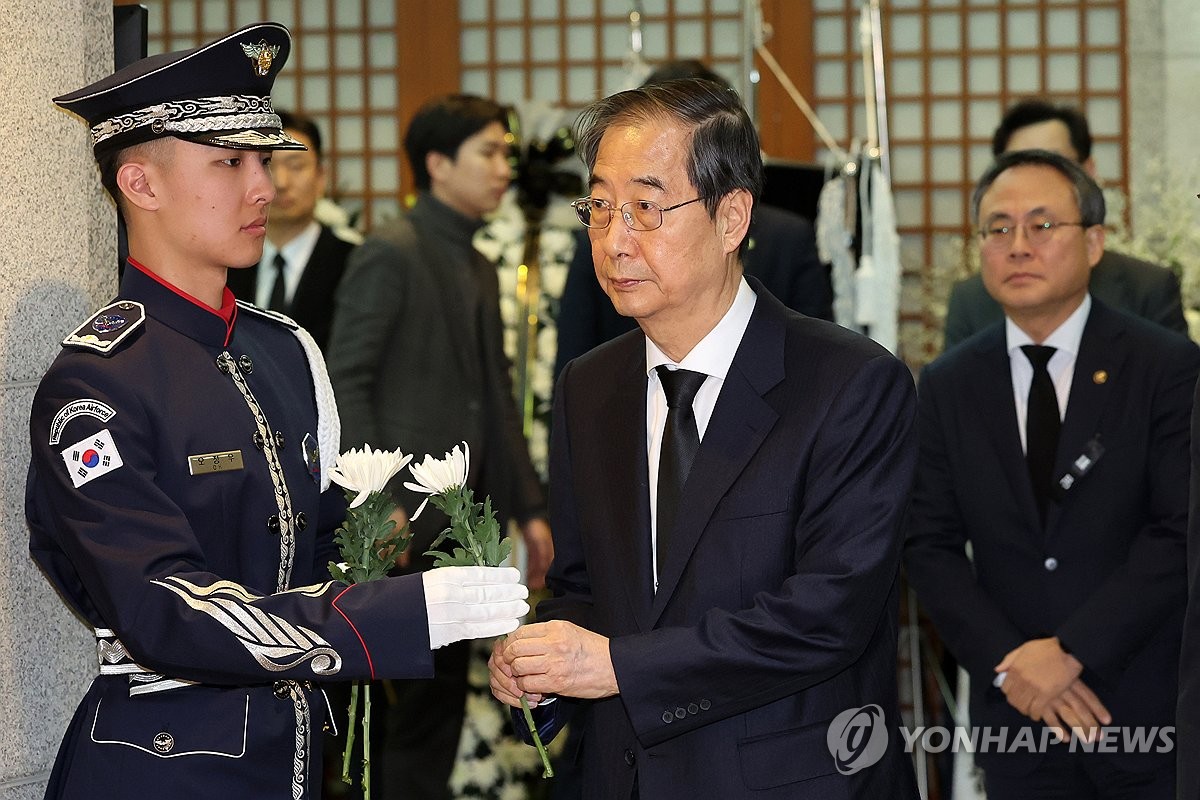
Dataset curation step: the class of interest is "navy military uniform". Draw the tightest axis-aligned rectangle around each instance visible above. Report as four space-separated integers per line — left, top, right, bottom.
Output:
27 24 444 799
28 263 434 797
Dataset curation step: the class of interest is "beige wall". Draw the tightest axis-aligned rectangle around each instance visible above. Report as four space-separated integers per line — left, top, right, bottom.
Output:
1128 0 1200 234
0 0 115 797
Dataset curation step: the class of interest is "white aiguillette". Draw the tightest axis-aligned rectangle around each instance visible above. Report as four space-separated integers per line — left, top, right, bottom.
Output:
187 450 244 475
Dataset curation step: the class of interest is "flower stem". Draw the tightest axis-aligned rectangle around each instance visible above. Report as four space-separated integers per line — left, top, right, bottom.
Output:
363 683 372 797
520 695 554 778
341 681 359 784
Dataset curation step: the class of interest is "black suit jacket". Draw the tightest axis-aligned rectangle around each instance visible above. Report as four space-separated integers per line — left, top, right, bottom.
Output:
538 280 920 799
943 250 1187 350
226 224 356 351
1177 380 1200 798
906 300 1197 776
325 194 544 557
554 204 833 379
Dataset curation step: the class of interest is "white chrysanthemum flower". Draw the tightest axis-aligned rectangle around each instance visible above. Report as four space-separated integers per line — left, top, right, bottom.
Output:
327 444 412 509
466 692 506 741
403 442 470 520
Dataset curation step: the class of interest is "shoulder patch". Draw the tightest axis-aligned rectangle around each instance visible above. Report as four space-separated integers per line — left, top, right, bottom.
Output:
63 301 145 355
50 399 116 445
235 299 298 330
61 428 124 488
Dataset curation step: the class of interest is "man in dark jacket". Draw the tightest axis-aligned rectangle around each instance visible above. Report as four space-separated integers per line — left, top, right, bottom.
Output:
943 99 1186 350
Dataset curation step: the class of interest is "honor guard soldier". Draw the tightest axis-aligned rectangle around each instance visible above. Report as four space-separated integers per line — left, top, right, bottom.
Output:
27 23 528 799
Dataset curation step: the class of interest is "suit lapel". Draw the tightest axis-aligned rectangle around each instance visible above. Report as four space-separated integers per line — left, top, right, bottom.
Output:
967 328 1044 534
649 291 784 626
596 339 655 630
1045 303 1123 532
412 229 477 381
289 226 332 317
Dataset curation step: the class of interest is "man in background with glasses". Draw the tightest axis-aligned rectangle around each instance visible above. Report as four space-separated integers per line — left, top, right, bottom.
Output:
489 78 920 799
943 99 1187 350
905 149 1196 799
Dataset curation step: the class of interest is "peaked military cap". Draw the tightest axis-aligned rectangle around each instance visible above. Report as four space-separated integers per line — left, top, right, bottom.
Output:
53 22 305 158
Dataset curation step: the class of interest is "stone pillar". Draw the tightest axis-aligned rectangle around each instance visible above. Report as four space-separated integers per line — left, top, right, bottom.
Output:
1128 0 1200 236
0 1 115 797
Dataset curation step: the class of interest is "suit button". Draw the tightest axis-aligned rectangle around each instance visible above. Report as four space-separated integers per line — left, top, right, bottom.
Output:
216 355 233 374
699 699 711 711
1044 557 1058 572
274 431 286 449
273 680 290 699
687 703 699 715
253 431 266 450
624 749 635 767
238 354 254 373
661 711 674 724
674 707 686 720
152 732 174 753
267 514 280 533
296 512 308 531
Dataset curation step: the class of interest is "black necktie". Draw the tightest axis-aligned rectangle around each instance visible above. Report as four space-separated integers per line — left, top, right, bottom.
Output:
1022 344 1060 521
656 366 707 570
268 252 288 312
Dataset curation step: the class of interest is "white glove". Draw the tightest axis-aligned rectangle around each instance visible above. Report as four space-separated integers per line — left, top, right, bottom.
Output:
422 566 530 650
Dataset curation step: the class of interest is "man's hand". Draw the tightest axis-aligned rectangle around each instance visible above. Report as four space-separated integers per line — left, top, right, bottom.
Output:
501 620 618 700
520 517 554 590
489 637 543 708
994 637 1083 721
1040 678 1112 743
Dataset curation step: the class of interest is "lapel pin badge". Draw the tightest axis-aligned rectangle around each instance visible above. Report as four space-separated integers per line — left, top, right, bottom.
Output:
1093 370 1107 385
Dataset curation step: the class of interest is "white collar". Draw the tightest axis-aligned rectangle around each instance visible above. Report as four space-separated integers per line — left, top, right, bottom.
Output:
1005 293 1091 359
645 278 757 379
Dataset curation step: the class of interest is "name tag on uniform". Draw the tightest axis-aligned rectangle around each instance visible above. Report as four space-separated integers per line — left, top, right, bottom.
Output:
188 450 244 475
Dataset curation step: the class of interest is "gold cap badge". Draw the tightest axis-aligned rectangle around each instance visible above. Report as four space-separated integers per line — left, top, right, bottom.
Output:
241 40 280 76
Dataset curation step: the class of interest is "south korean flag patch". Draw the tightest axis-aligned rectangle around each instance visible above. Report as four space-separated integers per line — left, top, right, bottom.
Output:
61 429 124 488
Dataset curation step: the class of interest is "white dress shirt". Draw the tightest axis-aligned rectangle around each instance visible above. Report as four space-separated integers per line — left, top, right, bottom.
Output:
1005 294 1091 454
256 220 321 308
645 278 757 589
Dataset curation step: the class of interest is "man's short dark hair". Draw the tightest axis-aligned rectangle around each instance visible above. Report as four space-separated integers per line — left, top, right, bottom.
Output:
575 78 763 255
971 149 1105 228
277 109 323 159
991 98 1092 162
404 94 508 191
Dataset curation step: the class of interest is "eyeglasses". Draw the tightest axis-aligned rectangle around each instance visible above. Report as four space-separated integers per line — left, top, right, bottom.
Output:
978 219 1088 250
570 196 704 231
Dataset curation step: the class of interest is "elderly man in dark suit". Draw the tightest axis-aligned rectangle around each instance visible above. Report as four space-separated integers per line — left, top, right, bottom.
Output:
226 110 358 351
906 149 1197 798
943 99 1187 349
554 60 832 381
489 78 920 799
